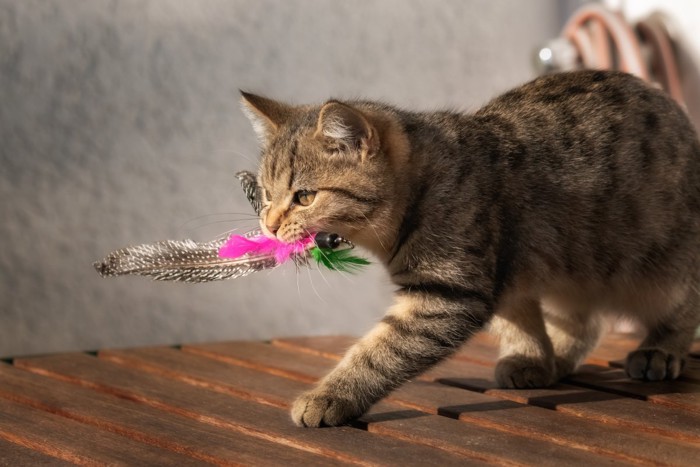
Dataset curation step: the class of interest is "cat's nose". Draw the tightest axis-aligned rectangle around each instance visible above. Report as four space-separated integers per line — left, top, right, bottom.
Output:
266 224 279 236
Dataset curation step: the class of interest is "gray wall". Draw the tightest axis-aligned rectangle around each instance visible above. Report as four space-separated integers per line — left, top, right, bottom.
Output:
0 0 561 357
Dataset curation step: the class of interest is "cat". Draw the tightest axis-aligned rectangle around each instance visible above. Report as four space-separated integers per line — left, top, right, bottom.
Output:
239 70 700 427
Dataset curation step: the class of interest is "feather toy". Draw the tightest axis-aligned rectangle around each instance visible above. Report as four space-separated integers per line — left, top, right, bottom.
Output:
94 234 275 283
94 171 369 282
219 233 314 263
309 247 370 272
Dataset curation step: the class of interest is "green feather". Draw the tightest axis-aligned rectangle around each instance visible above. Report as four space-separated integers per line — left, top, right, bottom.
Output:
309 247 370 272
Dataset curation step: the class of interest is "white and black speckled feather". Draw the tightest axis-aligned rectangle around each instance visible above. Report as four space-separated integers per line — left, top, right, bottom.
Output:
94 171 279 283
93 230 281 283
236 170 263 215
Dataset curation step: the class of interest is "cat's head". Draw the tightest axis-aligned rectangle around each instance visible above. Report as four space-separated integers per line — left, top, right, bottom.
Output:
240 92 406 256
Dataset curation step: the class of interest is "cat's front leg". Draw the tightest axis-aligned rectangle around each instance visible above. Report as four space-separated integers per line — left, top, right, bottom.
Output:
292 289 493 427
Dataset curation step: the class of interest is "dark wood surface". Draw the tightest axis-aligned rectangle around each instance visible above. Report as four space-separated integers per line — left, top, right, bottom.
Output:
1 333 699 466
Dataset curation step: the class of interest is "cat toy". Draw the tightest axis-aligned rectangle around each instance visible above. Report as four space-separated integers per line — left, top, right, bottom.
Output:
93 171 369 283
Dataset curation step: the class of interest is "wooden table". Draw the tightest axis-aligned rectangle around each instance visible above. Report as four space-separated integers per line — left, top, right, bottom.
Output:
1 333 699 466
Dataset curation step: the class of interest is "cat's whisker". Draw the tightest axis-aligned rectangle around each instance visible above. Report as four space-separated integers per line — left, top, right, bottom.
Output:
213 227 239 238
229 150 258 166
181 209 258 220
294 258 303 301
182 218 260 235
325 215 387 259
303 228 334 287
182 211 261 223
312 259 333 288
304 261 327 305
179 212 260 233
211 225 263 242
353 208 388 254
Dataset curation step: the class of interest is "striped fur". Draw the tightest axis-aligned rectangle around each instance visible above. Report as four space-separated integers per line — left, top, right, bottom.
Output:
241 70 700 427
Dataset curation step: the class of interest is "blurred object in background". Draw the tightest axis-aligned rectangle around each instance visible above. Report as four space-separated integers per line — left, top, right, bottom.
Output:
536 2 684 106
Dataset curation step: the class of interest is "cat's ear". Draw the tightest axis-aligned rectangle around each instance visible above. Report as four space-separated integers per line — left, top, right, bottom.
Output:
314 101 378 160
240 91 294 144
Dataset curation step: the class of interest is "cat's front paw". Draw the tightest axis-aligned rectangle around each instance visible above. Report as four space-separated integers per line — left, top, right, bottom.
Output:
625 348 684 381
495 355 555 389
291 390 363 427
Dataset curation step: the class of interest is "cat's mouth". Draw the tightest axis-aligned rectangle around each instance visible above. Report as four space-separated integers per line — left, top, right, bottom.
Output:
274 228 310 244
261 226 320 247
273 221 333 244
219 230 355 259
273 230 353 251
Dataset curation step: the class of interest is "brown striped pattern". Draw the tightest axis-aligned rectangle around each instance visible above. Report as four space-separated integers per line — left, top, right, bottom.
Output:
241 71 700 426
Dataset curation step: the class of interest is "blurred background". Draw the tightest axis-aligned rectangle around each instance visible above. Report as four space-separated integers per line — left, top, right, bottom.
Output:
1 0 697 357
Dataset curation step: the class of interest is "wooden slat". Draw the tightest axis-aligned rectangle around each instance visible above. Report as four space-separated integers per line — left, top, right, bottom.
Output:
5 333 698 465
104 346 613 466
0 397 199 466
192 339 497 387
273 332 632 368
678 356 700 383
273 336 700 466
453 333 501 366
272 334 502 368
101 346 307 409
585 334 641 365
565 366 700 414
515 383 700 443
439 376 700 444
420 355 700 444
273 334 700 370
0 437 75 466
400 335 700 444
390 381 700 464
271 336 347 361
183 341 334 383
0 362 332 467
359 402 612 467
14 353 474 467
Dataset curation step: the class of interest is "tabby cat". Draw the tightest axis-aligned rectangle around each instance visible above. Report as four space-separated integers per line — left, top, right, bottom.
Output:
239 70 700 427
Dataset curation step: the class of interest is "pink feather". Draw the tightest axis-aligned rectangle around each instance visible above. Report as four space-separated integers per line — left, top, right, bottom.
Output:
219 234 314 264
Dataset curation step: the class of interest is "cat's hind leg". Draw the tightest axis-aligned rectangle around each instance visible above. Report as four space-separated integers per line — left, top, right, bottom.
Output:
491 297 557 388
542 300 603 380
625 284 700 381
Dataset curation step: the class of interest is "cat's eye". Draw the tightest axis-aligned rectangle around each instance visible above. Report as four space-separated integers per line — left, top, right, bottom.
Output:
264 189 272 201
294 190 316 207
